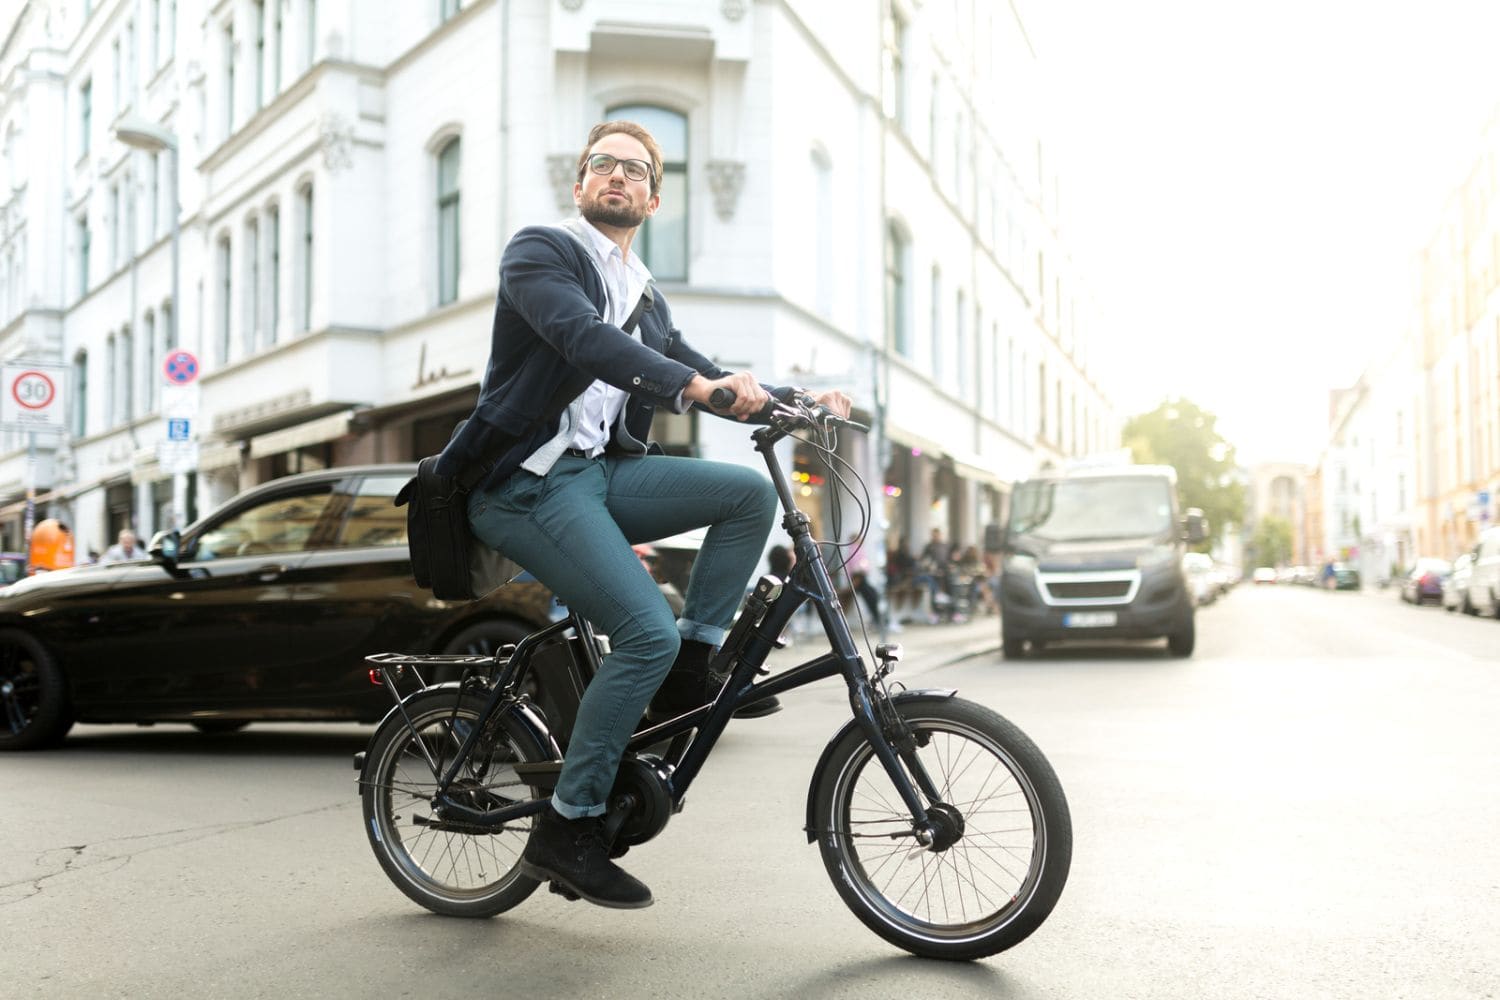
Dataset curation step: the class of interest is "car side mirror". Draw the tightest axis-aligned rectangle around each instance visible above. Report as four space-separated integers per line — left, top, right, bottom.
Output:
149 529 181 569
1182 508 1208 545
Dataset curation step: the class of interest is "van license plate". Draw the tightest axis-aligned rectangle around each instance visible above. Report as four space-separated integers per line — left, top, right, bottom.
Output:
1063 612 1117 627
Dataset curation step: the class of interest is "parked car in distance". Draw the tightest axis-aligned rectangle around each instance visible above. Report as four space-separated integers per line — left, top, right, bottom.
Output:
1327 562 1360 591
1444 553 1476 613
1467 526 1500 617
1400 558 1451 605
0 465 555 751
1252 566 1278 585
0 552 26 585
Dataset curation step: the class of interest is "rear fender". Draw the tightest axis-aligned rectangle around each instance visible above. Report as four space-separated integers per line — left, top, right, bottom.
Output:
358 682 560 784
803 688 957 843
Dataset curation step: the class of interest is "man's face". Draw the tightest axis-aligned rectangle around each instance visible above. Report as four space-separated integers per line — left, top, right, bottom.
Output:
120 531 136 550
574 133 659 230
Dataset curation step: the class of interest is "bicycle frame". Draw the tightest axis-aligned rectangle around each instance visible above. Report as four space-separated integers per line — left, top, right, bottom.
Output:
400 408 946 845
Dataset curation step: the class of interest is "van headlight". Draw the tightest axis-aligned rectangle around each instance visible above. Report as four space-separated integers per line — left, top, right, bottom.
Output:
1136 546 1177 569
1004 553 1037 574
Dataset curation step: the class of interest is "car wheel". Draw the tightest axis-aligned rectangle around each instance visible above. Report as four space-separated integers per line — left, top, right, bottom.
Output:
0 630 74 751
192 720 251 734
1167 618 1196 657
434 619 535 684
1001 631 1025 660
1462 594 1477 615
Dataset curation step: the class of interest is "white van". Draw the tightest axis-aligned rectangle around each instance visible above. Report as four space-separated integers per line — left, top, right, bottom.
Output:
1468 525 1500 617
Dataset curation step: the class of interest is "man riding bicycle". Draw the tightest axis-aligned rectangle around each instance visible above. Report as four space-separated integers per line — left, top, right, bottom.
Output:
436 120 850 909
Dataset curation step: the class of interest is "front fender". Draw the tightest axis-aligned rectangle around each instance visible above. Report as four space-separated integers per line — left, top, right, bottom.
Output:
803 688 957 843
356 683 560 785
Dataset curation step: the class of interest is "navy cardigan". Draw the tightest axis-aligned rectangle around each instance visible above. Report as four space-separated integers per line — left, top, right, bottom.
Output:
436 225 736 491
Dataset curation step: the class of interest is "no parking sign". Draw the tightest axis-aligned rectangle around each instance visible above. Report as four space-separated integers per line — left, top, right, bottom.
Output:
163 350 200 385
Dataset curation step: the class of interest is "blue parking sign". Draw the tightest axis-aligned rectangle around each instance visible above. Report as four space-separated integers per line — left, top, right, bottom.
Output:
167 418 190 441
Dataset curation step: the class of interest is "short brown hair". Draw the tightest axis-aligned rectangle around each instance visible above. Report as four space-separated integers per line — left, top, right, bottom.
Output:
575 120 664 197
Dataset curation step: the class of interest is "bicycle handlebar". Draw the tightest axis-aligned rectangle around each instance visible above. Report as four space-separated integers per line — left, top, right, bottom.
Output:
706 386 869 434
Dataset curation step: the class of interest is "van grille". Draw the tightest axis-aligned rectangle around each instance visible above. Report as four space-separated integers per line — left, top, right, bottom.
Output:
1047 580 1132 600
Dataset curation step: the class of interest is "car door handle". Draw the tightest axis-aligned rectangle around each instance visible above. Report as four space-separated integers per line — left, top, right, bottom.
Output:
254 563 289 582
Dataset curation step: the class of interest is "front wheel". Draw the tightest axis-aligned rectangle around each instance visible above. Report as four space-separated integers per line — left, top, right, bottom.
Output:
361 689 549 917
810 696 1071 961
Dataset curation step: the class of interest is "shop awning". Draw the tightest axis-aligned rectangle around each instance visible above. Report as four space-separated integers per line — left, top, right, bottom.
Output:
247 409 357 459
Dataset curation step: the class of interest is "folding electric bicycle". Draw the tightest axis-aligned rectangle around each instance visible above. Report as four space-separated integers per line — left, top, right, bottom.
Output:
355 391 1071 961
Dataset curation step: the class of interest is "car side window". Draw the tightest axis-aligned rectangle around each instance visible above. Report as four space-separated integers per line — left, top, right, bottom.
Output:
334 474 410 549
190 485 336 560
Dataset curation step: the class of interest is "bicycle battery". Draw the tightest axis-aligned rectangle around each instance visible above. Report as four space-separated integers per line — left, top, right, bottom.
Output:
528 634 597 751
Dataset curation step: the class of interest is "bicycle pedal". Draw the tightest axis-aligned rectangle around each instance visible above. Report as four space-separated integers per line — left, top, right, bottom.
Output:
548 881 581 902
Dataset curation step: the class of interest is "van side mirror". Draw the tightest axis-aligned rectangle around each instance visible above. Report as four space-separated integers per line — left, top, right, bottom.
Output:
149 529 181 569
1182 509 1208 545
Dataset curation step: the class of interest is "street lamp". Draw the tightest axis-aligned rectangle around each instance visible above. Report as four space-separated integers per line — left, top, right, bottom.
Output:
113 114 186 527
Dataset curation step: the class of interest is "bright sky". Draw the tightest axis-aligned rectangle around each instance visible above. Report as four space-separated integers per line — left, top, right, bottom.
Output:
1029 1 1500 465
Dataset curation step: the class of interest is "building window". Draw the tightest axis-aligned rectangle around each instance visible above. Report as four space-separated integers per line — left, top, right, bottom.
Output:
272 0 283 93
146 152 159 240
126 19 137 108
253 1 266 111
440 0 461 22
143 312 157 412
121 325 134 421
166 0 176 61
930 266 942 383
267 205 280 343
217 235 232 363
223 22 236 136
298 183 314 331
105 334 117 424
76 212 90 297
306 0 318 70
112 37 122 115
108 182 121 270
161 299 174 350
812 148 833 318
79 79 92 157
954 289 967 396
885 221 909 357
882 5 907 128
150 0 160 68
245 217 260 351
606 104 687 280
437 138 461 305
72 350 88 438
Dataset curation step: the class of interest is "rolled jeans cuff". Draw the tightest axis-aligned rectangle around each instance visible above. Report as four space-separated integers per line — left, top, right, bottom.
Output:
551 792 608 820
677 618 727 649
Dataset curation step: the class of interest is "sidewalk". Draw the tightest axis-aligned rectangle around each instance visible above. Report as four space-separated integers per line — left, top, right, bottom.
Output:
761 611 1001 673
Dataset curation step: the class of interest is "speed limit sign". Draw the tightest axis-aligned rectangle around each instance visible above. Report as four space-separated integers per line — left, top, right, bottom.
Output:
2 363 69 429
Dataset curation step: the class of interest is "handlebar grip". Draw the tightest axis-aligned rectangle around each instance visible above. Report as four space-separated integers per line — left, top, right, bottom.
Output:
709 387 736 409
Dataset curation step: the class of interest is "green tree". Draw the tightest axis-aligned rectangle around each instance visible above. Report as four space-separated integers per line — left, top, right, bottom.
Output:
1122 398 1245 550
1248 515 1294 569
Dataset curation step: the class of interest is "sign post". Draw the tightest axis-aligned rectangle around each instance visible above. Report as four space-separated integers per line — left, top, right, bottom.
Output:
158 351 201 529
1 363 70 556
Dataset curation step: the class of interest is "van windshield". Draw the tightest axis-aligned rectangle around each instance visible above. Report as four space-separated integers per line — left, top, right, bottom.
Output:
1009 476 1175 543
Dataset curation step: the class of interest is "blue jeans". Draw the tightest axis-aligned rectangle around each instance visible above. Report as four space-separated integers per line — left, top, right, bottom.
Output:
468 453 778 818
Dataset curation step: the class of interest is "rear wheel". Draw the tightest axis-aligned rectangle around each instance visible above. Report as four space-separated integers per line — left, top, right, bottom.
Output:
0 630 73 751
1001 630 1025 659
810 696 1071 960
361 689 547 917
433 619 533 684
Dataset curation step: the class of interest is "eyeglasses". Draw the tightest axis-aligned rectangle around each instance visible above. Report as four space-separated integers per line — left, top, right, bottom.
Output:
587 153 653 185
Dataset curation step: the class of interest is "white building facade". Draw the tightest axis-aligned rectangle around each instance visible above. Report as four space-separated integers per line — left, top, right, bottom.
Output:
1 0 1114 570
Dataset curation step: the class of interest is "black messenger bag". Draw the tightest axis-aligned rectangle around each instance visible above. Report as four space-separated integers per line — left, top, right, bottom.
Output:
395 457 519 601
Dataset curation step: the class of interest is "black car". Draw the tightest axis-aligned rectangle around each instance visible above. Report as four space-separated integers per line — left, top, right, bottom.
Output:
0 465 554 750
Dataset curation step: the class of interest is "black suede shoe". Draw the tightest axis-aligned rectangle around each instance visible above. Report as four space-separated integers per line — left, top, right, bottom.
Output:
519 807 653 909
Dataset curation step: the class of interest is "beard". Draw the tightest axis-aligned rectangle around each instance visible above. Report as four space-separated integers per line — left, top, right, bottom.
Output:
581 189 648 229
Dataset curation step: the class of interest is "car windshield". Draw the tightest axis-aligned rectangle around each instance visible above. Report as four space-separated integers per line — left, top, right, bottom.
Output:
1009 476 1175 543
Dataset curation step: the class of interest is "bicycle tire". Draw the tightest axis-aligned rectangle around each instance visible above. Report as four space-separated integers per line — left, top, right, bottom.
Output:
361 689 549 917
810 695 1071 960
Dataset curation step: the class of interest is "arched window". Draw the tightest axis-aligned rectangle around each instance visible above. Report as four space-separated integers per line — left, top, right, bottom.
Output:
72 350 89 438
811 147 833 318
297 182 313 332
216 234 232 362
436 137 460 305
884 220 909 357
605 104 686 280
121 324 134 421
143 310 156 412
105 334 117 425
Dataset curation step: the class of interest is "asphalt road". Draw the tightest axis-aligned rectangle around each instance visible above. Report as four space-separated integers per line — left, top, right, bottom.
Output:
2 586 1497 999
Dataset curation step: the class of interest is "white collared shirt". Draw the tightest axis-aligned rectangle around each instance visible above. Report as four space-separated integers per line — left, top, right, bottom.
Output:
568 217 653 456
